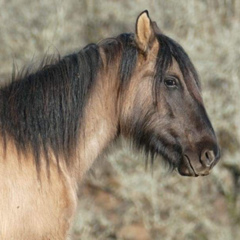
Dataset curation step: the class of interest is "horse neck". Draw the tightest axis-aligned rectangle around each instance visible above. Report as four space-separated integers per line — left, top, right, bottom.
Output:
75 48 121 180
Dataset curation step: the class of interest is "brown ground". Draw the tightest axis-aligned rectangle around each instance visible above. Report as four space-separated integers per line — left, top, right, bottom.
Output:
0 0 240 239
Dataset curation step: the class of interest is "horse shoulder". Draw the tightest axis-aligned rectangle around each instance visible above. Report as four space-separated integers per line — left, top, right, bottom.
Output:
0 141 77 240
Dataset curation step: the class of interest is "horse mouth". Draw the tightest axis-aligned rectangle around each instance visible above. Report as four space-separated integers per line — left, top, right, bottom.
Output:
177 155 197 177
178 155 211 177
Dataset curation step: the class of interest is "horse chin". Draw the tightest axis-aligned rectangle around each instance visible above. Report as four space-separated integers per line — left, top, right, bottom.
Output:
178 155 199 177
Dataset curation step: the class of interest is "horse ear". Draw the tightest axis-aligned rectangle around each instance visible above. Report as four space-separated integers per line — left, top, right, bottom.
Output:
135 10 155 53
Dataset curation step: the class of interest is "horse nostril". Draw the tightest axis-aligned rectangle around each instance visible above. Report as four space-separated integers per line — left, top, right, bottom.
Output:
200 150 215 167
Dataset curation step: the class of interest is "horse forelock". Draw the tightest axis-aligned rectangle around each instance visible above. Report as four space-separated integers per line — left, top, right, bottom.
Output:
154 34 201 102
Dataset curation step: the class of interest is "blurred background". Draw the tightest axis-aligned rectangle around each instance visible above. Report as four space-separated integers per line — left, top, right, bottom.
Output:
0 0 239 239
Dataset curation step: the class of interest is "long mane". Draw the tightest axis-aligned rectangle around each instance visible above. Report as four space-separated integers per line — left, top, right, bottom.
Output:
0 44 102 170
0 34 137 171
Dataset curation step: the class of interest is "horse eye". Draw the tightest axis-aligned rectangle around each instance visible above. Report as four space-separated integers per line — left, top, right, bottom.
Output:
164 78 178 88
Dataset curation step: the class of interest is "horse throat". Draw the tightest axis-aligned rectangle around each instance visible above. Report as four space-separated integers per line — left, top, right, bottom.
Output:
76 53 121 180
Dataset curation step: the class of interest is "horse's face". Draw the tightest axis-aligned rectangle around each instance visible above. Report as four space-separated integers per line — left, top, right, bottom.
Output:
120 11 220 177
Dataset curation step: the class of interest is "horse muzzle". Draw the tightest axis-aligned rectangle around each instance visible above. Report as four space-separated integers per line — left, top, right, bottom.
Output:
178 148 220 177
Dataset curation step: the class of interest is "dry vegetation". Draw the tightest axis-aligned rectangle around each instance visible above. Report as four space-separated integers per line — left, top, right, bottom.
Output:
0 0 240 239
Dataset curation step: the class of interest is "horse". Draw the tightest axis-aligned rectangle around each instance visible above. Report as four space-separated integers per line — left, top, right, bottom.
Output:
0 10 220 240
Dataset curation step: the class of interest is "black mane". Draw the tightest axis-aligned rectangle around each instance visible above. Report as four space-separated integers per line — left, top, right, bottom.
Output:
0 44 101 171
0 32 198 171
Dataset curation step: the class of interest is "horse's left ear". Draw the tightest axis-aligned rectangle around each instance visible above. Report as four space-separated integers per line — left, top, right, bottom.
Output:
135 10 155 53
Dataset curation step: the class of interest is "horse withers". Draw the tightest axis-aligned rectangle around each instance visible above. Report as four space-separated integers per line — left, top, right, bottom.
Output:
0 11 220 240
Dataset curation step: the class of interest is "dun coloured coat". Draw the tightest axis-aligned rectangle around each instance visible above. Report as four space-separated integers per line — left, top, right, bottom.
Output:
0 11 220 240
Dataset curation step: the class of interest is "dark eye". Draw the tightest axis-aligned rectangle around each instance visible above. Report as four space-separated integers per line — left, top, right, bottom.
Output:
164 77 178 88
